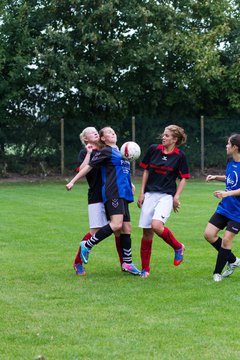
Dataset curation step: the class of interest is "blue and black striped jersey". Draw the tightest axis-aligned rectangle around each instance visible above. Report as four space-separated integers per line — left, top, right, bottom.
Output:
89 145 134 204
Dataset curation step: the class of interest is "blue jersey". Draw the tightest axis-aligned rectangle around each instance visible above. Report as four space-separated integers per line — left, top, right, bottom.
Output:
89 145 134 204
216 160 240 222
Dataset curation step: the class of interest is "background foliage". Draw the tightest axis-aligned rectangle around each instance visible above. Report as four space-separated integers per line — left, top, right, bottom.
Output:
0 0 239 174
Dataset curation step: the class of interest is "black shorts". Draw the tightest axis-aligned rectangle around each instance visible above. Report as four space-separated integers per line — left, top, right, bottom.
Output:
105 198 131 222
209 212 240 234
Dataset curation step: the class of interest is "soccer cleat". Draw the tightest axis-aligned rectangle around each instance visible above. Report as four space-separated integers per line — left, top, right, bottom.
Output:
213 273 222 282
80 241 90 264
174 244 185 266
74 263 86 276
122 262 141 275
140 270 150 278
222 257 240 278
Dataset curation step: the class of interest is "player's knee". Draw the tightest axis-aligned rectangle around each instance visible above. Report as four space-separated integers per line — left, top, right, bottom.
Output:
111 222 123 233
222 236 233 248
204 229 212 242
204 230 209 240
122 222 131 234
151 221 164 234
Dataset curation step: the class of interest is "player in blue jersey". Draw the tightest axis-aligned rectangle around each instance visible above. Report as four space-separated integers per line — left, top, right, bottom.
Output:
72 127 123 276
204 134 240 282
137 125 190 278
66 126 140 275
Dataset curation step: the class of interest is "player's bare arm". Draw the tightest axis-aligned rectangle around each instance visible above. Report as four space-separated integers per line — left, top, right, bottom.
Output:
206 175 226 182
214 188 240 199
66 164 92 191
131 183 135 195
173 178 187 212
79 144 93 170
137 169 149 208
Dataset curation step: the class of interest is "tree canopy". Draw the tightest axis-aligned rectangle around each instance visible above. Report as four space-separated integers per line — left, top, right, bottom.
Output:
0 0 239 173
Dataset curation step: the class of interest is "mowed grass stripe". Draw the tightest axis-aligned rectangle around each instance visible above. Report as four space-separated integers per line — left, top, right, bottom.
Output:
0 180 239 360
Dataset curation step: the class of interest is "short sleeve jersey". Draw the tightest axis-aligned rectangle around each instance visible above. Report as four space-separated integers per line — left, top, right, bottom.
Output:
140 144 190 196
89 145 134 204
78 148 103 204
216 160 240 222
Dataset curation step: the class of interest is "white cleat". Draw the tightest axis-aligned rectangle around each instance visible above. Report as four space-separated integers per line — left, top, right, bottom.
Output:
213 273 222 282
222 257 240 278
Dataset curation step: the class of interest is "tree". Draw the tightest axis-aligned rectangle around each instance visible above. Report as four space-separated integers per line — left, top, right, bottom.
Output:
0 0 239 172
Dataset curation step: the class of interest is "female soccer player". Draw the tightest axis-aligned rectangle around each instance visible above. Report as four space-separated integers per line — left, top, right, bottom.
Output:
204 133 240 282
73 127 123 276
67 126 140 275
137 125 190 278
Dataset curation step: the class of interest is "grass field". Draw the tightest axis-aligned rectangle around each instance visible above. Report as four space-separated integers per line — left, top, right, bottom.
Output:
1 179 240 360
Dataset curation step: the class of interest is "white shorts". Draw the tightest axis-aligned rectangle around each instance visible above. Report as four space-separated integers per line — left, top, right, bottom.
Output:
88 202 108 229
138 192 173 228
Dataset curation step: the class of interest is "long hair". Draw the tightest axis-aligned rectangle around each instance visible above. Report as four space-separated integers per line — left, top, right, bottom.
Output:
160 125 187 146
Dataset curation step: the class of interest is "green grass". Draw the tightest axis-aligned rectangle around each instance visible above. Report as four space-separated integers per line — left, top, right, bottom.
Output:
1 179 240 360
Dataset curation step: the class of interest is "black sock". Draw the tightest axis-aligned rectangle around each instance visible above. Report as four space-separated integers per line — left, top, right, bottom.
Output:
86 224 113 249
214 247 232 274
211 237 222 251
120 234 132 264
211 237 236 263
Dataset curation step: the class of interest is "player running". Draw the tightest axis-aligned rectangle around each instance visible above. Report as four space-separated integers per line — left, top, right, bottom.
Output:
204 133 240 282
137 125 190 278
72 127 123 276
66 126 140 276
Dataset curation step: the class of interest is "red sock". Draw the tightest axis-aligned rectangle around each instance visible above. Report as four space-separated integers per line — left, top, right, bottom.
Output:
140 238 153 272
160 227 181 250
74 232 92 265
115 236 123 265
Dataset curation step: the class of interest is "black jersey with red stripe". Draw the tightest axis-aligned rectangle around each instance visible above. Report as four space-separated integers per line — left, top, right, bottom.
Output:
78 148 102 204
140 144 190 195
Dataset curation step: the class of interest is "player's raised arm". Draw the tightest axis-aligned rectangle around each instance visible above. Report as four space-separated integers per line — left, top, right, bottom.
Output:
79 144 93 170
66 164 92 191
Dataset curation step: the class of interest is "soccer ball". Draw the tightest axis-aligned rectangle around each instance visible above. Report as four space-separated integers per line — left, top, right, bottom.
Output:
120 141 141 161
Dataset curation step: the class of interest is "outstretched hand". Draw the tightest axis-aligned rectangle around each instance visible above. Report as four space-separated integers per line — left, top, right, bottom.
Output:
66 181 74 191
213 190 227 199
206 175 216 182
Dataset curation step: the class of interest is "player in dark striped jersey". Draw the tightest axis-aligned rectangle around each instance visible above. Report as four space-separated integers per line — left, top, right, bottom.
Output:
137 125 190 278
72 127 123 276
66 127 140 275
204 134 240 282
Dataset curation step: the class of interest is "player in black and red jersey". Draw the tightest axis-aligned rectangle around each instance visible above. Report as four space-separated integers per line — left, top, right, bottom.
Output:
67 126 140 276
137 125 190 278
73 127 123 276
